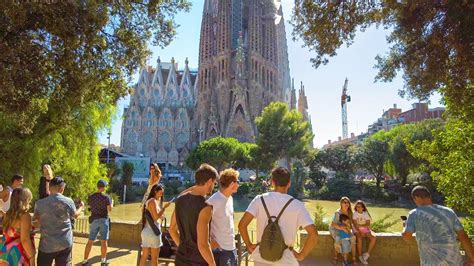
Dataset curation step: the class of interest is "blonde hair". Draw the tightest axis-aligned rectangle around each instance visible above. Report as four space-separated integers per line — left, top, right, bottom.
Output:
43 164 54 179
3 188 32 230
219 168 239 188
339 196 353 220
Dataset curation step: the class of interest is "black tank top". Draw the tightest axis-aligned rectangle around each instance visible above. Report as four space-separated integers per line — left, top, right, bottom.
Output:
175 193 209 266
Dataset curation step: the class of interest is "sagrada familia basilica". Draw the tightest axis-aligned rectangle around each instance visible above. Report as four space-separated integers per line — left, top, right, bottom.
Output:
121 0 311 165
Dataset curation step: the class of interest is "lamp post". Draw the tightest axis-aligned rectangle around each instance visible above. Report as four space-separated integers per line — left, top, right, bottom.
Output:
106 130 111 163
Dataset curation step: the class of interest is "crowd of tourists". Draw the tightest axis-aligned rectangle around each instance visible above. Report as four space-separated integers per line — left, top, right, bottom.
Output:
0 162 472 266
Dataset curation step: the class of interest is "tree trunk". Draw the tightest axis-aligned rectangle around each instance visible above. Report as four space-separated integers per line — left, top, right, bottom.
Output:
376 176 382 187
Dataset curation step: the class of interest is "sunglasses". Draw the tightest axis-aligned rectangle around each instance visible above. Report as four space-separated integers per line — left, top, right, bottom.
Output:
233 180 240 184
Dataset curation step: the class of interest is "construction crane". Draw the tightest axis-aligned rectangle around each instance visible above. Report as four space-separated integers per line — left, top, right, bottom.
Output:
341 78 351 139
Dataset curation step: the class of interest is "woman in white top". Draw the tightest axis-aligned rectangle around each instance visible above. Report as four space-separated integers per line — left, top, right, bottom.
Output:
141 163 162 207
139 184 171 266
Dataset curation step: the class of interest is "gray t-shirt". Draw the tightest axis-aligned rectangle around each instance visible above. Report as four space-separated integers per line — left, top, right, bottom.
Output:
34 193 76 253
404 204 464 266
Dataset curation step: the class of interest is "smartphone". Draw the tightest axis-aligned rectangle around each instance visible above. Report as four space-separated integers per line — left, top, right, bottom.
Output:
400 215 407 221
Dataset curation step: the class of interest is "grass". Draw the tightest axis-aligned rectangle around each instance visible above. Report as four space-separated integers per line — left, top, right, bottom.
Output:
109 198 412 232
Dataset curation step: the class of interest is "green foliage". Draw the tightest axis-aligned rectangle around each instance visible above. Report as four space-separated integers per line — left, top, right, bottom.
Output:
255 102 313 169
0 1 189 199
411 115 474 214
371 214 399 233
235 182 252 197
355 138 389 187
319 145 356 178
0 1 190 134
186 137 251 171
317 178 360 200
307 150 328 188
313 203 329 231
291 1 471 108
462 217 474 238
289 161 307 198
121 162 134 187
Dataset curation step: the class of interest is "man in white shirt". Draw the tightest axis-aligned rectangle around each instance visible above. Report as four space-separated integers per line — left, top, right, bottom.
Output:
238 167 318 266
206 168 240 266
0 174 24 217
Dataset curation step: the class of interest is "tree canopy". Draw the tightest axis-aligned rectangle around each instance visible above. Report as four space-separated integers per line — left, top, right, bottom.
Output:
291 1 473 108
0 1 190 198
255 102 313 169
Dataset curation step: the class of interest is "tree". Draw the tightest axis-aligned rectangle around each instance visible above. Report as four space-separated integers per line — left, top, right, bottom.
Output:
355 138 389 188
291 1 473 110
320 144 356 179
121 161 134 187
0 1 190 199
245 144 275 181
0 1 190 133
307 150 328 188
185 137 248 171
411 115 473 214
255 102 313 170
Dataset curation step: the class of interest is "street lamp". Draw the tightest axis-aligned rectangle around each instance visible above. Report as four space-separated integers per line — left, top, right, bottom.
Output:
106 130 111 163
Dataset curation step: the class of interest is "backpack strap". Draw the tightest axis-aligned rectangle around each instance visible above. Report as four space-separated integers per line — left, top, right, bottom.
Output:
260 196 294 222
276 198 294 222
260 197 272 220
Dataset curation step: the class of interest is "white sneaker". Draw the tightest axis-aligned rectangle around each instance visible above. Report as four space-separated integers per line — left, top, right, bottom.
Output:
363 253 370 262
359 255 368 265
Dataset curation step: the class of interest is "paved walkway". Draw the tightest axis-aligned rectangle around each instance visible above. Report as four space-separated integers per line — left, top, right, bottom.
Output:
35 236 417 266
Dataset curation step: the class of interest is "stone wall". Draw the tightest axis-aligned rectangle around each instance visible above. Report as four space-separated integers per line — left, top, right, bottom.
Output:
300 231 420 262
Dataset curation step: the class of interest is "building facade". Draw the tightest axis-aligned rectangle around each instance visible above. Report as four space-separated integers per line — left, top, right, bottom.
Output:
194 0 292 142
120 58 198 165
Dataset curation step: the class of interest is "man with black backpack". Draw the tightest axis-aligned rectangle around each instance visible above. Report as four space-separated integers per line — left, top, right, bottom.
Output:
238 167 318 265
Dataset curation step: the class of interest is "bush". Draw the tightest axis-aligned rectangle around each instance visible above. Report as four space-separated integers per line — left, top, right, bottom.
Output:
316 178 360 200
313 203 329 231
110 192 121 205
163 180 182 195
236 182 251 196
462 217 474 238
371 213 399 232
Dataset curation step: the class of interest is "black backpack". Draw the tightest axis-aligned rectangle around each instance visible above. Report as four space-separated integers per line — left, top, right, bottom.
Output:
259 196 294 262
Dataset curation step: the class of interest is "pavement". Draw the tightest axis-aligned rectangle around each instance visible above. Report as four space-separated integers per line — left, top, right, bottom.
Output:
34 236 418 266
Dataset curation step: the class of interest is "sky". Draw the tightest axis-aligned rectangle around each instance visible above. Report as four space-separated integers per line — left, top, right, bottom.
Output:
99 0 443 148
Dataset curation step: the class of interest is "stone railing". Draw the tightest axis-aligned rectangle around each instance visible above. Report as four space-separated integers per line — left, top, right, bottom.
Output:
300 231 420 263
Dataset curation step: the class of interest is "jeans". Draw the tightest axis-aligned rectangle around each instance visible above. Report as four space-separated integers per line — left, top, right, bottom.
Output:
89 218 110 240
212 248 238 266
37 246 72 266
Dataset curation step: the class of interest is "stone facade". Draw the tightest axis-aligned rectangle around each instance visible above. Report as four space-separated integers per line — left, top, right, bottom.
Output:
120 58 197 165
195 0 293 143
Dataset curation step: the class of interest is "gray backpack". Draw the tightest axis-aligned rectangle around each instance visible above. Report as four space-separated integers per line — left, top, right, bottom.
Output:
259 196 294 261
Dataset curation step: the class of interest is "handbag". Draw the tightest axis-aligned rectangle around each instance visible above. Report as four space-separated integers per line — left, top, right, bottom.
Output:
159 218 175 258
144 210 161 236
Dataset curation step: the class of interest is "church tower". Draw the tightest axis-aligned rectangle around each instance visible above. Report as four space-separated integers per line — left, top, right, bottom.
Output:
195 0 292 143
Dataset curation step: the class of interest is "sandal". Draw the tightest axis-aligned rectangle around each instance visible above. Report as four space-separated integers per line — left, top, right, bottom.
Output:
332 256 338 265
352 258 358 265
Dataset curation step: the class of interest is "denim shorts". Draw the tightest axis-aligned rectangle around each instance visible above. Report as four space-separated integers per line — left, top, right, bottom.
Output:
89 218 109 241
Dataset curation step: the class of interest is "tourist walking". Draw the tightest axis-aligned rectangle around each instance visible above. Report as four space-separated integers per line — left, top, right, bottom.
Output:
329 196 357 265
0 188 36 266
169 163 219 266
402 186 474 266
139 184 171 266
353 200 376 265
82 179 113 266
34 177 84 266
238 167 317 266
0 175 25 219
39 164 54 199
207 168 240 266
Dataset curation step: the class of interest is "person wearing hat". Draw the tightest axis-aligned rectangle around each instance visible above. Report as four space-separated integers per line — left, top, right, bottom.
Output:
82 179 113 265
34 176 84 266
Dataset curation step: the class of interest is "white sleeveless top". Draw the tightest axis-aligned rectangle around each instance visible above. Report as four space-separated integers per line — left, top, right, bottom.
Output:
2 186 13 212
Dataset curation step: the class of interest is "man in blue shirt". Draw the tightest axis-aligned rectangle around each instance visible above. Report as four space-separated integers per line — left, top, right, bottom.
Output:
34 177 84 266
402 186 474 266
